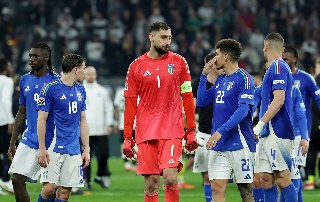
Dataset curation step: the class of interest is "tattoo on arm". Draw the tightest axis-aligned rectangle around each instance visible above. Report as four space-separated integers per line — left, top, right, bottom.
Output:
11 109 26 145
237 183 254 202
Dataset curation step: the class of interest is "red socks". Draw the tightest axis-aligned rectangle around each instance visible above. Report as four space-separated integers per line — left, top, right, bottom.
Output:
164 184 179 202
144 190 159 202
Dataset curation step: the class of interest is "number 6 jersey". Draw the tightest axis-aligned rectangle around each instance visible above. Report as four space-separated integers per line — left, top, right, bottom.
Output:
37 78 86 154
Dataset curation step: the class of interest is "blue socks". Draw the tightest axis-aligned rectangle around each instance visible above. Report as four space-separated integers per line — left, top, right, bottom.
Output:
264 185 278 202
37 194 52 202
204 184 212 202
253 187 264 202
281 183 297 201
54 199 67 202
297 178 304 202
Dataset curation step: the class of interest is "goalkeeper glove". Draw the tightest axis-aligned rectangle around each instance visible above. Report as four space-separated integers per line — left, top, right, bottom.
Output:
123 138 138 160
183 128 198 152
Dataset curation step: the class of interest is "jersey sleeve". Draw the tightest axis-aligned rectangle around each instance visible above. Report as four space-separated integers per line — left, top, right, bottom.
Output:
307 75 320 102
293 87 308 139
179 55 192 94
81 86 87 111
271 61 289 91
37 83 52 113
238 70 254 105
124 61 139 98
196 74 216 107
19 77 26 106
253 85 262 113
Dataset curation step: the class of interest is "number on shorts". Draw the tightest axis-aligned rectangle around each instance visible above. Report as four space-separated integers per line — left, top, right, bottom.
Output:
79 165 83 177
170 144 174 157
241 159 250 171
271 149 276 160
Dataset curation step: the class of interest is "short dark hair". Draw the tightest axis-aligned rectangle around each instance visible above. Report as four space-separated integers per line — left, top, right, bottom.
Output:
149 22 171 33
283 45 298 60
204 52 216 63
31 42 54 74
264 33 284 51
61 53 86 73
0 58 9 73
215 39 242 62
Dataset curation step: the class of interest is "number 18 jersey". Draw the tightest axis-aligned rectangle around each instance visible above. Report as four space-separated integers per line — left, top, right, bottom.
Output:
37 79 86 155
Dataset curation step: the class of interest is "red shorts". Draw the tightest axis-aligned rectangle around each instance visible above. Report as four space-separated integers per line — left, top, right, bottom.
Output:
136 139 183 175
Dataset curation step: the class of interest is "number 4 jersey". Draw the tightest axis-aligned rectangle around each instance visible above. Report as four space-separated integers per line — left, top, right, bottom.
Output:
124 51 191 144
37 79 86 155
19 72 60 149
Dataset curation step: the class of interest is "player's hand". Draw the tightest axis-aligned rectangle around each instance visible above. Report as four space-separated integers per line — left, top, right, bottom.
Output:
196 133 205 147
202 58 216 75
106 126 113 135
123 138 138 160
7 145 16 161
82 148 90 168
253 121 265 136
184 128 198 152
299 139 309 155
206 131 222 149
38 148 50 168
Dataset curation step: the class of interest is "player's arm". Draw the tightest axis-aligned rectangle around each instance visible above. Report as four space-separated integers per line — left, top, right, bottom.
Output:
80 111 90 168
123 97 138 159
261 89 284 123
252 85 262 113
37 110 50 167
8 105 26 161
196 75 215 107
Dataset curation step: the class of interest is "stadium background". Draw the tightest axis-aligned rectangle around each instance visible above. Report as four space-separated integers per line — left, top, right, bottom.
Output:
1 0 320 201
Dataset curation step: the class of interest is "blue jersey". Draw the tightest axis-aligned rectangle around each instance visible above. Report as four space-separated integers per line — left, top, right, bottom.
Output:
260 58 294 139
37 79 87 155
197 68 255 152
292 69 320 134
19 72 59 149
291 86 308 139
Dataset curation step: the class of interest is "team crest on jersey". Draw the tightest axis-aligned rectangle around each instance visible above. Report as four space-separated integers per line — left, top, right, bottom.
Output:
77 92 82 101
38 97 45 105
168 64 174 74
227 81 234 90
294 80 300 88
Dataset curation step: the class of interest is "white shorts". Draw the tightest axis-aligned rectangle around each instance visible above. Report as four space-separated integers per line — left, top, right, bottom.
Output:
40 151 84 187
257 132 293 173
193 132 211 173
8 143 41 181
208 147 254 183
294 135 307 167
254 142 260 174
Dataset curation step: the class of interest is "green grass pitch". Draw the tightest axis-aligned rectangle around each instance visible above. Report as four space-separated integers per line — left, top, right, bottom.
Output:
1 158 320 201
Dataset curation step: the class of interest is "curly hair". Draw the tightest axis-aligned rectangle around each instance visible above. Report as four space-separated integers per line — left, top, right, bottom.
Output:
149 22 171 33
215 39 242 62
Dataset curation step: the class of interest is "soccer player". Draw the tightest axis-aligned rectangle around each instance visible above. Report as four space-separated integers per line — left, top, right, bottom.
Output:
192 52 224 202
253 32 296 201
123 22 198 202
83 66 114 189
197 39 255 202
7 42 60 202
37 53 90 202
253 84 309 202
282 45 320 190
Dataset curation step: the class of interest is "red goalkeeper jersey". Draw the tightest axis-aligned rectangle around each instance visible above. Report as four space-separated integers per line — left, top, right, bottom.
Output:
124 51 192 144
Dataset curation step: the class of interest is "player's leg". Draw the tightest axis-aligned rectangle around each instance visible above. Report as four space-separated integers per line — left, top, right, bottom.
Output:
160 139 183 202
84 136 94 189
137 140 161 202
193 132 211 201
8 143 41 201
252 142 264 201
94 135 110 188
55 186 72 201
38 182 56 202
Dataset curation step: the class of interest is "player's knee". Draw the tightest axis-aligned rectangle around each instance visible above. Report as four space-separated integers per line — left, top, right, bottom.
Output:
12 174 27 189
211 181 227 195
42 183 56 198
56 187 71 200
253 175 261 188
145 176 160 193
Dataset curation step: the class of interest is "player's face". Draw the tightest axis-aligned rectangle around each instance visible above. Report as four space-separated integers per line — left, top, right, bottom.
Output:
151 29 172 55
29 48 48 72
76 62 86 82
214 49 227 70
282 52 296 68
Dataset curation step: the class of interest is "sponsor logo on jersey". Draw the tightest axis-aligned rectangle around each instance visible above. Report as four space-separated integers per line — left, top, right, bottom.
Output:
60 94 67 100
294 80 300 88
168 64 174 74
143 70 151 76
273 80 285 84
167 159 175 164
156 67 160 70
35 85 38 88
77 92 82 101
25 86 30 91
38 97 45 105
240 94 253 99
227 81 234 90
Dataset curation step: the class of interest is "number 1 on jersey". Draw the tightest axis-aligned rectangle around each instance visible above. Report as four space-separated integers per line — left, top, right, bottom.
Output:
157 75 161 88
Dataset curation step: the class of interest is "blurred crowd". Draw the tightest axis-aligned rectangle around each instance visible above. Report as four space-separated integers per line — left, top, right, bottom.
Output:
0 0 320 80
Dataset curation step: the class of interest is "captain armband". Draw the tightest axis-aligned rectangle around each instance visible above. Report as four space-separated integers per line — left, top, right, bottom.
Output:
180 81 192 94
